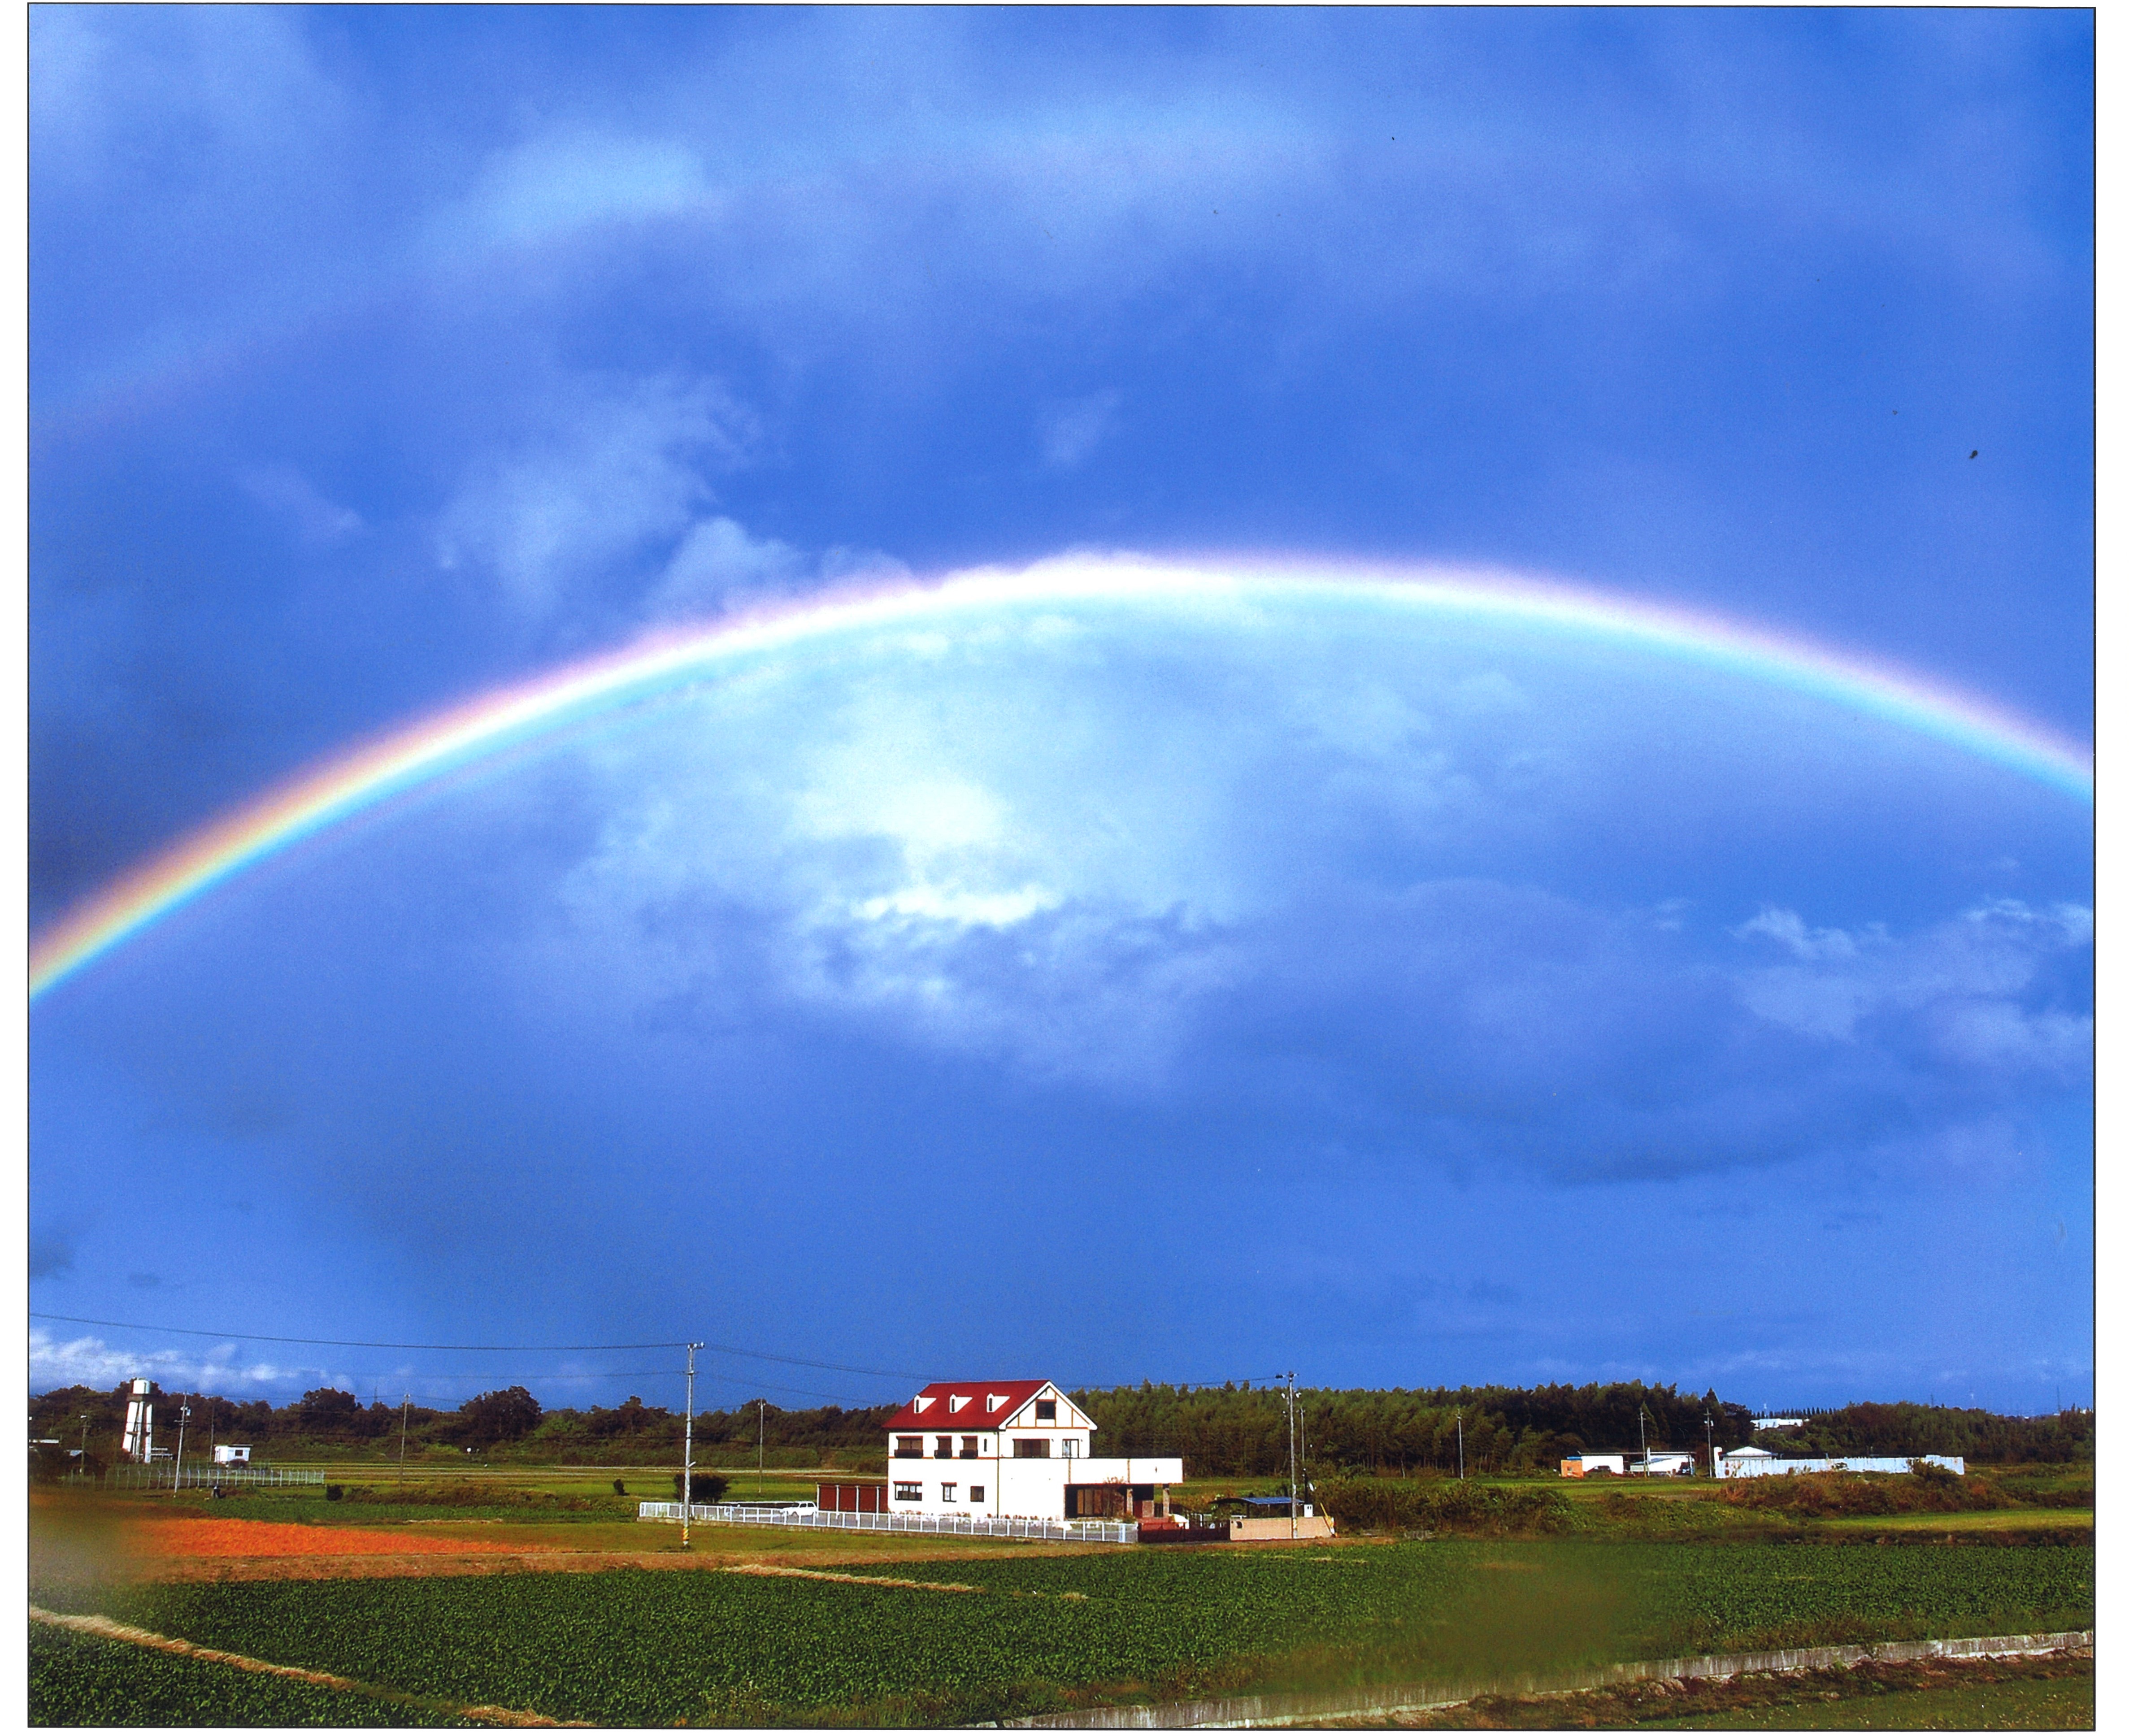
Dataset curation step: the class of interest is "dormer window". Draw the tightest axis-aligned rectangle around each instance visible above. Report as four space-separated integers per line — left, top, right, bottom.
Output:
1036 1400 1057 1421
986 1394 1007 1413
913 1395 935 1414
948 1394 970 1413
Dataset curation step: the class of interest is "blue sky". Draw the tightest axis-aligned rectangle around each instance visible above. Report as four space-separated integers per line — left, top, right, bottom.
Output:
30 8 2091 1419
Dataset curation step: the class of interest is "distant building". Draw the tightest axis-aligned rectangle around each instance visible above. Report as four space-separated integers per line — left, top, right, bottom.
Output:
1714 1449 1964 1479
1562 1450 1696 1477
212 1444 252 1466
1751 1417 1806 1430
882 1379 1181 1520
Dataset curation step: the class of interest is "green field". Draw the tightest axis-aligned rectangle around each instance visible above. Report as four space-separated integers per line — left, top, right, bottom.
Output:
27 1626 469 1728
29 1540 2093 1727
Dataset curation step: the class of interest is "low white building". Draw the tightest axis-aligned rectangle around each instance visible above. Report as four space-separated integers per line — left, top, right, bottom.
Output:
882 1380 1182 1520
212 1444 252 1466
1632 1452 1696 1476
1560 1453 1627 1477
1714 1449 1964 1479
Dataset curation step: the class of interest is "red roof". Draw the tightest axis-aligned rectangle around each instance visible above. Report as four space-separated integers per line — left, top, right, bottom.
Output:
882 1380 1069 1433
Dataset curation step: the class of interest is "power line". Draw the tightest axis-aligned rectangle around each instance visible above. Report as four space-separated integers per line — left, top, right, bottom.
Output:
31 1313 927 1377
31 1314 683 1352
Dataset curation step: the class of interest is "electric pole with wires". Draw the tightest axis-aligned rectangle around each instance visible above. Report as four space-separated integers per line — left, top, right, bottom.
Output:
682 1343 702 1551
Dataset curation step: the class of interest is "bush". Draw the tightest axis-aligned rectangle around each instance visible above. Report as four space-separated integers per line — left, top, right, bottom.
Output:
1716 1467 2009 1518
674 1472 730 1505
325 1485 343 1502
613 1479 627 1496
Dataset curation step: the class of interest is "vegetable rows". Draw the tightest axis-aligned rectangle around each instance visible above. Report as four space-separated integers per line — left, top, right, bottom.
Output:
40 1541 2094 1727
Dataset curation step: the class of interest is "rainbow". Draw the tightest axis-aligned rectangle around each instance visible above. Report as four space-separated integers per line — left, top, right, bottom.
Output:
28 554 2093 999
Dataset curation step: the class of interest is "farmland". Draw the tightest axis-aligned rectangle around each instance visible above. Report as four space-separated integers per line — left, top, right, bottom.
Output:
31 1527 2092 1727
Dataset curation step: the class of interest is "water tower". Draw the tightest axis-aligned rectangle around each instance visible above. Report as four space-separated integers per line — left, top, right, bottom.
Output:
121 1378 154 1462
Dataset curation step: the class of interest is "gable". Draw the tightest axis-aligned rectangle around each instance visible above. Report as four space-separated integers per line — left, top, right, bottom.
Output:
882 1379 1094 1434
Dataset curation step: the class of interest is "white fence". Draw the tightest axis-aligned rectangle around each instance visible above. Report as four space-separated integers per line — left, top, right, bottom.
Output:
637 1500 1136 1545
1716 1454 1965 1480
102 1464 327 1489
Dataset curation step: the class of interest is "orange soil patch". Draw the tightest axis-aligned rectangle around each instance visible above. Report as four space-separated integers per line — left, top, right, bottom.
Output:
132 1516 525 1559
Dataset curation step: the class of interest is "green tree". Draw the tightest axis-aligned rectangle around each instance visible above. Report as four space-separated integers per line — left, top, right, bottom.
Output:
458 1386 543 1446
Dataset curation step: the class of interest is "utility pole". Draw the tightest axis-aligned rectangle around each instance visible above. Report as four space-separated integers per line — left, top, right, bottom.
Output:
1638 1405 1648 1475
1456 1407 1464 1481
682 1343 702 1551
78 1414 90 1481
172 1397 191 1497
1285 1372 1299 1540
1703 1413 1715 1478
758 1399 766 1499
398 1395 412 1483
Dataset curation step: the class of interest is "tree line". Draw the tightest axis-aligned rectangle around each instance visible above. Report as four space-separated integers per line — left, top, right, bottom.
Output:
1068 1380 1755 1477
31 1379 2091 1471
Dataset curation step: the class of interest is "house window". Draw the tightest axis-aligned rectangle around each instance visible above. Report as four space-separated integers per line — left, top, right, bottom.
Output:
1035 1400 1057 1421
893 1482 922 1502
940 1483 957 1502
1013 1438 1050 1458
894 1437 922 1458
934 1435 953 1458
969 1485 985 1502
960 1436 979 1458
1061 1438 1078 1458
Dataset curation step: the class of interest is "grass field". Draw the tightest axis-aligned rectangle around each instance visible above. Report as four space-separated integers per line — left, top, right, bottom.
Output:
29 1534 2092 1727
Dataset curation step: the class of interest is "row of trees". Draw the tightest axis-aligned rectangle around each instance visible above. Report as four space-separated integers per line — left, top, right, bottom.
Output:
32 1380 2091 1469
1756 1402 2093 1465
28 1381 898 1464
1069 1380 1755 1477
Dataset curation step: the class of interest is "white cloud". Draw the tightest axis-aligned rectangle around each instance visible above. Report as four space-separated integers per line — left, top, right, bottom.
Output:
239 465 363 547
1733 899 2091 1067
1037 389 1121 469
437 373 757 620
458 135 717 252
1733 906 1864 961
30 1330 312 1393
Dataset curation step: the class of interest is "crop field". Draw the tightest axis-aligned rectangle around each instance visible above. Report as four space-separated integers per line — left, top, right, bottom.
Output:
30 1539 2093 1727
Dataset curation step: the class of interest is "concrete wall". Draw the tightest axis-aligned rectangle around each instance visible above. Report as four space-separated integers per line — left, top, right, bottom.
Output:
1230 1515 1336 1542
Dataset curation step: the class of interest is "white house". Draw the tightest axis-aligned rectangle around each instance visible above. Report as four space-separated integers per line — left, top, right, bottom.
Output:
212 1444 252 1466
882 1380 1182 1520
